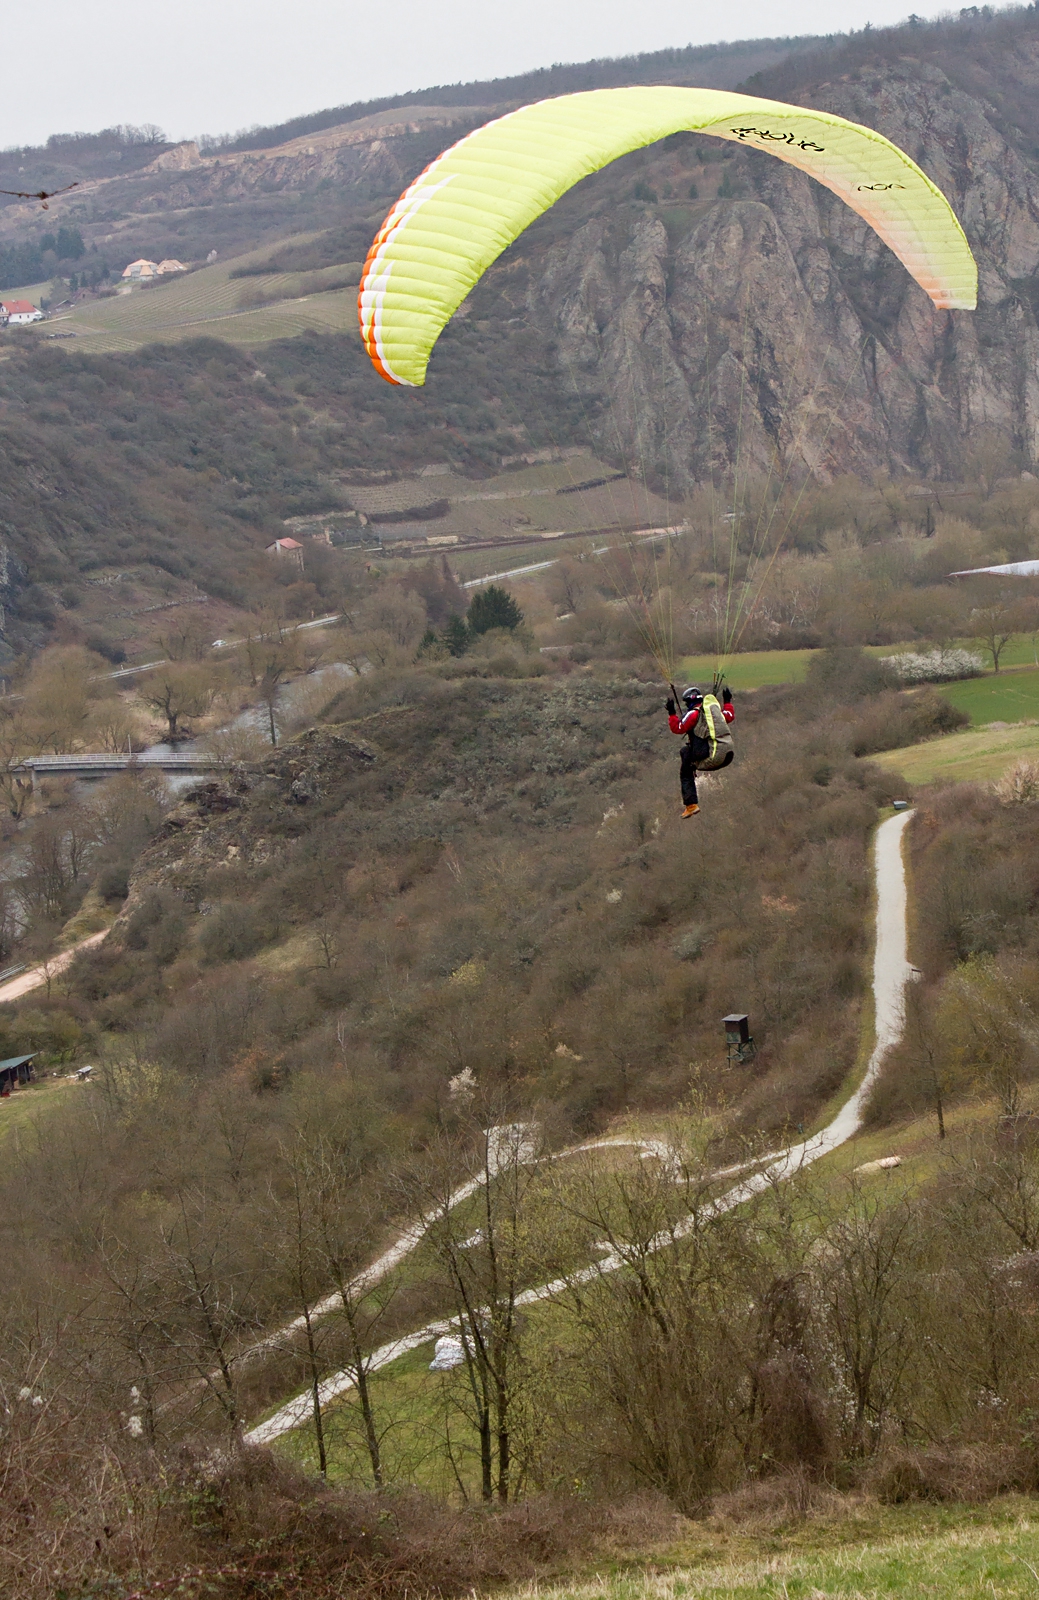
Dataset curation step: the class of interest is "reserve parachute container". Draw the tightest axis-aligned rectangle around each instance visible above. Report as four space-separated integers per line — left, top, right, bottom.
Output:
693 693 735 772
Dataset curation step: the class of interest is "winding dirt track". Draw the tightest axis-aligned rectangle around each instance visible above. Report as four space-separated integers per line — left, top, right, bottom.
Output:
0 930 108 1005
246 810 915 1447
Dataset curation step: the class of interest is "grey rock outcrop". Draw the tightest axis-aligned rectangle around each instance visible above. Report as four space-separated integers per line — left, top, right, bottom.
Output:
531 55 1039 483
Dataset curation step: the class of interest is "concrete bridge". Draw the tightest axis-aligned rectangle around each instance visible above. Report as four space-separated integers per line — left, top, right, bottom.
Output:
18 752 219 786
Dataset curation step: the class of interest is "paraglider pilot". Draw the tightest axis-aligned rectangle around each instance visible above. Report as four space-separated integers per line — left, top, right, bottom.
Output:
666 686 735 818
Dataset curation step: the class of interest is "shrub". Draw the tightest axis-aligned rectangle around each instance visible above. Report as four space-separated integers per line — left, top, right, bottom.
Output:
197 902 268 964
848 689 969 756
806 646 898 702
885 647 983 684
995 759 1039 805
468 584 523 635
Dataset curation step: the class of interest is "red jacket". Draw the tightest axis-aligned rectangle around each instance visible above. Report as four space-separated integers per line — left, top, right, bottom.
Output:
669 700 735 737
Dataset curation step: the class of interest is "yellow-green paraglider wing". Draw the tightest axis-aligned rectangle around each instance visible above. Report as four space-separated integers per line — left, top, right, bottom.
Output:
358 86 976 386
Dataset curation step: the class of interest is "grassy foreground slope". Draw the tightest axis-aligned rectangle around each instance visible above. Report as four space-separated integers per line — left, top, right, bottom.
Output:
518 1499 1039 1600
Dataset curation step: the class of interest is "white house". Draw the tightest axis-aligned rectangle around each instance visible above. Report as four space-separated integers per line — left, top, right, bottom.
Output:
121 259 160 281
157 259 188 275
0 300 43 325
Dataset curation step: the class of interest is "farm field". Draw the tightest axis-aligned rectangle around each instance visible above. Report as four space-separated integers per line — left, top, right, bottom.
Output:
20 239 361 354
677 648 816 689
936 663 1039 725
870 719 1039 785
367 462 676 548
673 646 1039 712
0 279 49 308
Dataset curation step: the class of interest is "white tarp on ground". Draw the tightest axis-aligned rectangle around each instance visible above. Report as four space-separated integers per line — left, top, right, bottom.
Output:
429 1336 467 1372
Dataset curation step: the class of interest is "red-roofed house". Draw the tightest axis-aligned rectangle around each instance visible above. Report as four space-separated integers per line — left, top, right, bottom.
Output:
0 300 43 326
265 536 304 571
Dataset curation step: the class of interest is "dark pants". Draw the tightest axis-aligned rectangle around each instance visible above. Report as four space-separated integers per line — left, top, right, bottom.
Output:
680 737 709 805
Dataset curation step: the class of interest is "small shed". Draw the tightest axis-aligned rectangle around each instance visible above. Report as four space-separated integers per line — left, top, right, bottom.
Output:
0 1053 36 1092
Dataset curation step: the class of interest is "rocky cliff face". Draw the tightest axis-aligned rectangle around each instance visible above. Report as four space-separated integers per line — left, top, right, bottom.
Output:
530 43 1039 485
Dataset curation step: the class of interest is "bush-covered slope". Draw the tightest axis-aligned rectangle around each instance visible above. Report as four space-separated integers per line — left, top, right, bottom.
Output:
63 668 904 1133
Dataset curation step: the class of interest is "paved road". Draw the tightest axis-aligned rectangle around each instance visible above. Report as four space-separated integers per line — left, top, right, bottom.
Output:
246 811 915 1446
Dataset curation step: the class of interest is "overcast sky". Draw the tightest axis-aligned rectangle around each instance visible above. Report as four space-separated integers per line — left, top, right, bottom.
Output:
4 0 972 151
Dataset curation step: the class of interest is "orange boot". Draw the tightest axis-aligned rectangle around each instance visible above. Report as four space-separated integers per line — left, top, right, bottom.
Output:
681 803 700 818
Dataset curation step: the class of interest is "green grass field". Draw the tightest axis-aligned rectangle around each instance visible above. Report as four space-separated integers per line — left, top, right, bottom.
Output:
672 644 1039 727
872 720 1039 785
0 279 49 307
0 1077 76 1143
22 239 360 354
677 644 925 692
936 664 1039 725
676 650 816 690
519 1501 1039 1599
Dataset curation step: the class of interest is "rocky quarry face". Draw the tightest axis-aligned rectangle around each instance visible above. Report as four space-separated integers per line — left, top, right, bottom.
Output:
531 54 1039 485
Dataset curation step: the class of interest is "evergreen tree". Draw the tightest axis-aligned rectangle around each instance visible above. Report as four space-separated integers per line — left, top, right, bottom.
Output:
441 614 470 657
55 226 86 261
468 584 523 635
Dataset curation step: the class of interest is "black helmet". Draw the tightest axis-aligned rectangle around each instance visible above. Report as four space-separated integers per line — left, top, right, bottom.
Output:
681 685 703 708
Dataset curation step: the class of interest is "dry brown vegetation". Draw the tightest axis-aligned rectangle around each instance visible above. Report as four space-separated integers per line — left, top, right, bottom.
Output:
0 639 996 1597
53 663 919 1128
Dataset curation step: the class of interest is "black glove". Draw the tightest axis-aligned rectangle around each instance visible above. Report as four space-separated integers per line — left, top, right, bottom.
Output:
722 688 733 705
665 697 676 715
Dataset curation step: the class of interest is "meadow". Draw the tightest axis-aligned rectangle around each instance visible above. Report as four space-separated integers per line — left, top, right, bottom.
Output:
0 1075 77 1144
937 662 1039 724
512 1503 1039 1600
0 278 49 307
676 645 1039 726
871 718 1039 784
23 239 361 354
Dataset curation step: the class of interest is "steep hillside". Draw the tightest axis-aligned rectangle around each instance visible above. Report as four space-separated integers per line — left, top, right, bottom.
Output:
11 12 1039 652
66 667 902 1135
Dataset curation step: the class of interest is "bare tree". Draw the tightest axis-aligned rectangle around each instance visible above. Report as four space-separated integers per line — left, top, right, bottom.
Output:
273 1150 331 1476
139 663 220 741
417 1118 550 1502
809 1185 922 1457
971 596 1026 674
155 1191 266 1440
552 1126 748 1512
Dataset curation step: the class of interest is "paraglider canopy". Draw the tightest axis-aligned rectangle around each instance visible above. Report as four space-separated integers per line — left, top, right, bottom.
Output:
359 85 977 387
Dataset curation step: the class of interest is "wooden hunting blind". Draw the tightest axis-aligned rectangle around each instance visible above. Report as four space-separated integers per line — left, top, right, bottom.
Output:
723 1014 755 1065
